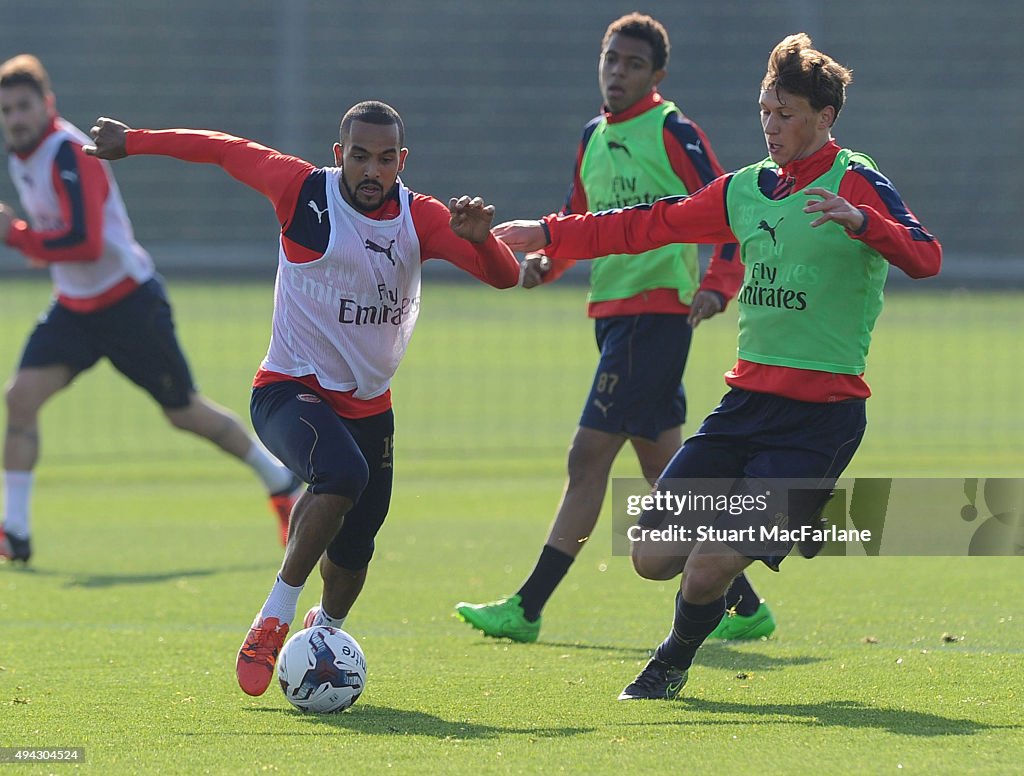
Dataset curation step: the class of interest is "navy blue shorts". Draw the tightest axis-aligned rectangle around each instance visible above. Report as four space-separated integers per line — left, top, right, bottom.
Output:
638 387 867 568
578 314 692 441
250 381 394 571
19 277 196 409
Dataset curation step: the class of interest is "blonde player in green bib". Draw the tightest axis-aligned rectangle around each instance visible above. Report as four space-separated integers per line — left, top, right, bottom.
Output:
455 13 771 645
494 33 941 699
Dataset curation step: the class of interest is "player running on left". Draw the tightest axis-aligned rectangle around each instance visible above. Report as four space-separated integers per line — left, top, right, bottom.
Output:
0 54 301 565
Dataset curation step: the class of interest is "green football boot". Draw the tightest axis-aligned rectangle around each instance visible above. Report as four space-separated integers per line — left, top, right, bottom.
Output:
454 594 541 643
707 601 776 640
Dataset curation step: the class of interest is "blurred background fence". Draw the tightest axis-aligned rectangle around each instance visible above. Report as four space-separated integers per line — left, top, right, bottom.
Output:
1 1 1021 473
3 0 1022 273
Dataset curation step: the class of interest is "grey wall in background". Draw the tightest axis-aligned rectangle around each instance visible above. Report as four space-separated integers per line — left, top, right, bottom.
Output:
2 1 1020 274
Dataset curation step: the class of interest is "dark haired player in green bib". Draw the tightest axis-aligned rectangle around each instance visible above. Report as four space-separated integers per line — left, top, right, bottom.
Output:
455 13 772 645
493 33 941 699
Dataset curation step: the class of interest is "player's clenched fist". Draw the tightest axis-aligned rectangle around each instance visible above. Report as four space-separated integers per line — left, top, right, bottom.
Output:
83 117 131 160
519 253 551 288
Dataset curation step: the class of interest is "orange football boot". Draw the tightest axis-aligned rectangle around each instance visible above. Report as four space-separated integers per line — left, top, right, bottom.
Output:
236 616 289 696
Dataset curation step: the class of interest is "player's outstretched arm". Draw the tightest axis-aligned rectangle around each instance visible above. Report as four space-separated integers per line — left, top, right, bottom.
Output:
422 195 518 287
492 220 547 253
448 195 496 244
84 120 314 226
83 117 130 160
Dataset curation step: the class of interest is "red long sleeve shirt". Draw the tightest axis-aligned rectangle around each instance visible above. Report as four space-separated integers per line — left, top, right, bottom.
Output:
540 92 743 315
544 140 942 402
126 128 520 416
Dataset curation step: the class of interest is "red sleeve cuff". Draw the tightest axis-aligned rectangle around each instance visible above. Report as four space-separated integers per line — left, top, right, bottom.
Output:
847 205 893 247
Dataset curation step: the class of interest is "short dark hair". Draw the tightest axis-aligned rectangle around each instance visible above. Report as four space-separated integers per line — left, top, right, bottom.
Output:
339 101 405 147
0 53 51 97
762 33 853 121
602 12 670 71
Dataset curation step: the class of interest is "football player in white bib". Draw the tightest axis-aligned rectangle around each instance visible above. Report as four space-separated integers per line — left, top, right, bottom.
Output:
0 55 302 565
86 100 521 697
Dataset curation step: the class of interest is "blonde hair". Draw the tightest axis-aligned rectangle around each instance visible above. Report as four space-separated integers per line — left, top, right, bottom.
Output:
0 54 52 96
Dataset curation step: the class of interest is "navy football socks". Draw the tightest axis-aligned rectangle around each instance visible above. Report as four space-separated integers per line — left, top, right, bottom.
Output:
724 573 761 616
654 591 726 670
516 545 574 621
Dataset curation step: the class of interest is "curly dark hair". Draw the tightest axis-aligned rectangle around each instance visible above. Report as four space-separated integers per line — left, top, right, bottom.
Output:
602 12 670 71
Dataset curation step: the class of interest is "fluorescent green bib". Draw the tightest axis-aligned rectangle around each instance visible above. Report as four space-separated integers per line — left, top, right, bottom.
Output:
579 101 699 304
725 149 888 374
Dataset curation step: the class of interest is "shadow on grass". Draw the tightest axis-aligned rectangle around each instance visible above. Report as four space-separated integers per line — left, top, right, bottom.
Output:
521 640 824 673
2 563 272 588
62 569 220 588
696 642 825 672
624 698 1022 736
0 560 34 573
526 640 651 659
246 704 594 739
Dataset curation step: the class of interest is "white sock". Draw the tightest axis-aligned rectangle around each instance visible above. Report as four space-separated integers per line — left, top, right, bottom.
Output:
3 470 33 539
312 604 347 630
244 441 295 494
258 575 305 625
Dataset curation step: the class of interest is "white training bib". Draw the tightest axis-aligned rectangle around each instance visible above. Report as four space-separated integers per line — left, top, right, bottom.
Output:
262 175 422 399
8 118 153 300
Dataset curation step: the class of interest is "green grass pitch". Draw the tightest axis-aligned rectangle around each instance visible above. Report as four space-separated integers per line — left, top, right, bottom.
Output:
1 277 1021 774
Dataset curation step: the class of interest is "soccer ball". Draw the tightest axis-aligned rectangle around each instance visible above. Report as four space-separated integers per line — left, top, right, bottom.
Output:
277 626 366 713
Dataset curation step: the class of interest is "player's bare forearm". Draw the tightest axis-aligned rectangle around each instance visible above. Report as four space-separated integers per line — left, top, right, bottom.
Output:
491 220 548 253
